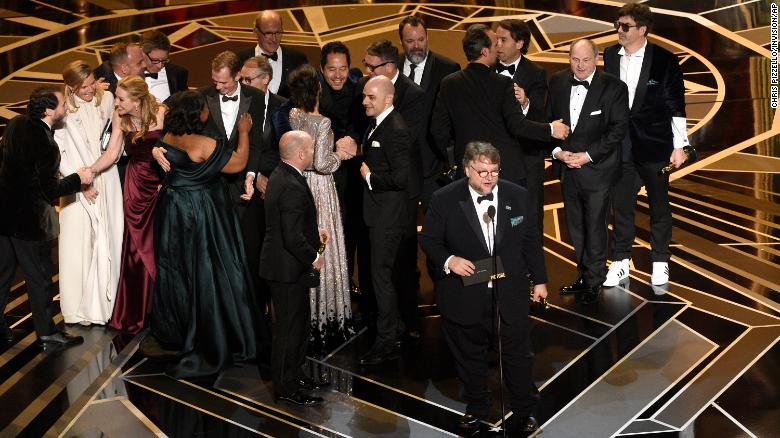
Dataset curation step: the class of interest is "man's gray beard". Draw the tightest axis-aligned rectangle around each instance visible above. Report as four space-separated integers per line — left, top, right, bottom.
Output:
406 49 428 65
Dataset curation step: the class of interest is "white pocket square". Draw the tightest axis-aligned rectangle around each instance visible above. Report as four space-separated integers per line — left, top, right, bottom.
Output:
590 109 602 115
371 141 381 148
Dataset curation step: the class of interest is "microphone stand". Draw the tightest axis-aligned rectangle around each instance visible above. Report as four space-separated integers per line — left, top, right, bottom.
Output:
486 206 506 437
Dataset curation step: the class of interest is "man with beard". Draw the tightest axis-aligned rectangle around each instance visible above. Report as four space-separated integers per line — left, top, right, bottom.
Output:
397 15 460 207
0 87 93 347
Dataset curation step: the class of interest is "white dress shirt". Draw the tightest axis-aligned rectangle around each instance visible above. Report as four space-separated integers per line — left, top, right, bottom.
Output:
220 83 241 140
255 45 283 94
402 53 428 86
145 67 170 103
619 40 688 149
498 55 530 115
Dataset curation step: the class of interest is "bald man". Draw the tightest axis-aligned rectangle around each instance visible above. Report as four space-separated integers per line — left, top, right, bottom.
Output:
239 10 308 98
358 76 412 365
260 131 327 405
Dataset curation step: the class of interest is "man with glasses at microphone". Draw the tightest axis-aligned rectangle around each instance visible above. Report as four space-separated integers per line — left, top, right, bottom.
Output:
421 141 548 435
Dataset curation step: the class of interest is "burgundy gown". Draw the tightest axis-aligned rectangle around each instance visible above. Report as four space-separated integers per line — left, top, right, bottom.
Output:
109 130 162 333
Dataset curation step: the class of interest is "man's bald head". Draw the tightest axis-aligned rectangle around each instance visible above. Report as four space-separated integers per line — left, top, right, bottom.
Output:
279 130 315 171
362 76 395 117
254 10 284 54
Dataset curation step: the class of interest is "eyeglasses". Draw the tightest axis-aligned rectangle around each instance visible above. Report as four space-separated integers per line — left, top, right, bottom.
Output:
614 21 640 32
145 54 170 65
256 29 283 38
363 60 392 72
241 74 262 83
470 165 500 178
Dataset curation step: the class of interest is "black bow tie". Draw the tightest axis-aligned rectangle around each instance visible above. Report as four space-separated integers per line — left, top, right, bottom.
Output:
144 72 158 80
261 51 278 61
222 95 238 102
477 193 494 203
570 78 590 89
496 63 515 75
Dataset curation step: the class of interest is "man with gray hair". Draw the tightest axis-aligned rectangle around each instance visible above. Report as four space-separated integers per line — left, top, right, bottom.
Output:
422 141 548 434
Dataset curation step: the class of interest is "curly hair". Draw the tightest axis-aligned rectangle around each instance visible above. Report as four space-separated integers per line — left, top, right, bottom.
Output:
62 60 104 112
27 86 60 119
287 64 319 113
116 76 161 143
164 90 206 136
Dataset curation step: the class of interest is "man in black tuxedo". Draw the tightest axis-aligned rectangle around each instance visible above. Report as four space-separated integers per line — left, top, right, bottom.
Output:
238 10 308 98
397 15 461 207
431 24 569 187
358 76 411 365
495 19 549 235
260 130 327 406
603 3 689 287
139 30 189 103
0 87 92 346
239 55 285 362
421 142 548 435
548 39 629 300
356 40 425 339
94 42 145 94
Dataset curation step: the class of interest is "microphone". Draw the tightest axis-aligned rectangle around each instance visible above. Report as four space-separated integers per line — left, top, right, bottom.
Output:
660 145 698 175
487 205 496 221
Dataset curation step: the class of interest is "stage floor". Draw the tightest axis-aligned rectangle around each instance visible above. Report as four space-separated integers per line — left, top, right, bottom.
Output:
0 1 777 437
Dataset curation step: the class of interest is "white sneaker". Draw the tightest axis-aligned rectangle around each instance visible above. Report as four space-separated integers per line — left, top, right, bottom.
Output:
603 259 629 287
651 262 669 285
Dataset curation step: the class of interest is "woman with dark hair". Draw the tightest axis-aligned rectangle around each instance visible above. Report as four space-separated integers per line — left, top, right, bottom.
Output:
287 64 356 357
146 90 256 378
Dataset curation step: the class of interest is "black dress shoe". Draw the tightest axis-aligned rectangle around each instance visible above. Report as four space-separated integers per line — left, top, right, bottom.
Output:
579 285 601 304
297 375 330 391
506 415 538 434
38 330 84 347
0 325 15 343
275 391 323 406
359 346 400 365
559 277 587 295
458 413 485 430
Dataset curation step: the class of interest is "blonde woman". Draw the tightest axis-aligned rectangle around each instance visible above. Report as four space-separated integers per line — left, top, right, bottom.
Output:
55 60 122 325
90 76 166 333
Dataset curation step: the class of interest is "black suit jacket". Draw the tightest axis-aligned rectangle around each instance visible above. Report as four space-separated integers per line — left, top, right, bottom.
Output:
162 63 189 96
259 162 319 283
362 110 411 229
507 56 549 158
356 74 425 199
421 178 546 325
547 69 629 187
430 63 552 184
411 51 460 175
94 62 118 94
603 43 686 163
238 45 308 98
0 116 82 241
198 84 266 207
256 92 286 178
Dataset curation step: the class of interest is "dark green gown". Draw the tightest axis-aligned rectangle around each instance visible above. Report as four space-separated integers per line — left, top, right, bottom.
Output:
150 137 256 378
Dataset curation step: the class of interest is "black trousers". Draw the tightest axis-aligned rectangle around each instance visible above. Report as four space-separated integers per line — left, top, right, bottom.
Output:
268 279 309 395
0 236 58 336
610 161 672 262
341 160 373 314
369 225 405 349
524 150 546 237
240 194 272 364
393 197 420 334
441 292 537 417
562 171 610 286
